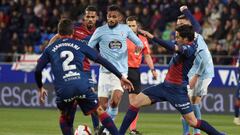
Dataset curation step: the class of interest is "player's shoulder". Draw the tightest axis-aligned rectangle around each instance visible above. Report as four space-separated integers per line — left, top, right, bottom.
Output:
97 24 108 30
74 22 83 28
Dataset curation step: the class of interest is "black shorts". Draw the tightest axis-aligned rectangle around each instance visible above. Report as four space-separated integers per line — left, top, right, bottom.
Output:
128 67 141 94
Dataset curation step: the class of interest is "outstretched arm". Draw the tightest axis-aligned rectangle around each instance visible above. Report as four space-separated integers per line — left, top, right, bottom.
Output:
180 5 202 33
138 29 178 52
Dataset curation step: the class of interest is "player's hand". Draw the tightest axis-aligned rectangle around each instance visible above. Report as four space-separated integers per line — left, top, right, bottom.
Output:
120 76 134 92
189 75 199 89
180 5 188 12
38 87 47 104
138 29 154 39
151 69 158 80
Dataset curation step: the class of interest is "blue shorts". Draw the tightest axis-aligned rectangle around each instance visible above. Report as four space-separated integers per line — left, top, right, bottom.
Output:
142 82 192 115
56 88 99 115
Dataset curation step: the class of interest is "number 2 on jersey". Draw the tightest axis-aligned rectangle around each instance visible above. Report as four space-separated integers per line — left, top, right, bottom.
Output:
60 51 76 71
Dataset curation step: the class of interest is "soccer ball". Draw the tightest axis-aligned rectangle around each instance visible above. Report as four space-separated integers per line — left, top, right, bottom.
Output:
74 125 92 135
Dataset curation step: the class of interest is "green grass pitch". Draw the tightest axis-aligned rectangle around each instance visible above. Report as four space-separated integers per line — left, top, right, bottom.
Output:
0 108 239 135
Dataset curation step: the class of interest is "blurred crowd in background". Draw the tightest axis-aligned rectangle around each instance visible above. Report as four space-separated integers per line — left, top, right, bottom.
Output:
0 0 239 65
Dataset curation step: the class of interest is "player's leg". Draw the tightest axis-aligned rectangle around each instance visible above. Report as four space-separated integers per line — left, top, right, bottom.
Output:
183 112 225 135
128 68 142 134
108 89 123 120
78 88 118 135
108 73 126 121
234 86 240 125
167 86 224 135
191 78 211 135
57 100 77 135
119 84 165 135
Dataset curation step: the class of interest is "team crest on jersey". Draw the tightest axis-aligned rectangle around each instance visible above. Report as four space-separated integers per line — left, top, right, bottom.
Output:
109 40 122 49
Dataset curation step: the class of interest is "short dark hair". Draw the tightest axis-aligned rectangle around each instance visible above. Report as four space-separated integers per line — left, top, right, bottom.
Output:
58 18 73 35
175 24 194 41
126 16 138 22
177 14 187 20
107 4 121 13
85 5 97 13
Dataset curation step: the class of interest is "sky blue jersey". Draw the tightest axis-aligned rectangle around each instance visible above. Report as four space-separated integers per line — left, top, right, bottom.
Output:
183 9 214 80
188 33 214 79
88 24 143 74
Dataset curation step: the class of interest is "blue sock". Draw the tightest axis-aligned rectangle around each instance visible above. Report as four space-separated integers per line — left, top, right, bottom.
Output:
193 104 201 134
91 113 99 129
234 105 239 117
107 106 118 121
119 105 139 135
195 119 223 135
181 118 190 135
99 112 118 135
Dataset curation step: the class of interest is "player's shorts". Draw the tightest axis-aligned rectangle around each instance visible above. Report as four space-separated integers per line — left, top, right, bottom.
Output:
128 67 141 94
56 88 99 115
98 72 127 97
188 78 212 97
142 82 192 115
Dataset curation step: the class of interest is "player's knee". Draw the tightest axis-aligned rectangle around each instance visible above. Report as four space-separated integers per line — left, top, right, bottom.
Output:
95 106 104 116
186 118 198 127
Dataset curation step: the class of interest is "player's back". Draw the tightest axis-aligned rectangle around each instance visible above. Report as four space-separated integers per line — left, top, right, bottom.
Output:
46 38 92 91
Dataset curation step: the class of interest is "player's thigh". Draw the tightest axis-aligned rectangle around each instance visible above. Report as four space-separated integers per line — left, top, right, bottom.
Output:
141 83 167 104
166 86 193 115
191 78 212 97
77 88 99 115
128 68 141 94
56 100 77 116
131 92 152 108
98 72 125 97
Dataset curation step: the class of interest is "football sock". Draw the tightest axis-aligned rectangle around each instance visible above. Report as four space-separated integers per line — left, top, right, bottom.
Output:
99 112 118 135
130 113 139 131
91 113 99 129
195 119 222 135
107 106 118 121
181 117 190 135
234 105 239 117
193 104 201 134
59 114 74 135
59 105 76 135
119 105 139 135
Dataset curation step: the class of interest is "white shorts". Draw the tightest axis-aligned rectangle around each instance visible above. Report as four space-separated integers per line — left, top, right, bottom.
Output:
98 72 127 98
188 78 212 97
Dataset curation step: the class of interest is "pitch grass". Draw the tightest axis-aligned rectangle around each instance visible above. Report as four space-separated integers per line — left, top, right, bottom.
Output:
0 108 239 135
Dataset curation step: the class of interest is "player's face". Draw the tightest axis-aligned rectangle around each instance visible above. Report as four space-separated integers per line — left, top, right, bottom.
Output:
176 19 191 26
107 11 121 27
127 20 138 33
175 31 187 45
83 11 98 29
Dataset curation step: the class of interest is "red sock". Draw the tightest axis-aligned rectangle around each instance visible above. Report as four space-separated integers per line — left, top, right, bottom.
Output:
130 113 139 131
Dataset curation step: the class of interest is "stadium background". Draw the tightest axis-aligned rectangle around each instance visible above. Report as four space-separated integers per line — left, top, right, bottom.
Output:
0 0 240 135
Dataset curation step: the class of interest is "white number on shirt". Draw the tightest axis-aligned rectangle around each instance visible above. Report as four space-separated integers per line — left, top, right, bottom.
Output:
60 51 76 71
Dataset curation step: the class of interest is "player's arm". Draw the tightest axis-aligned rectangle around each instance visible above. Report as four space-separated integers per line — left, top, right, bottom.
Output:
48 34 60 45
180 5 202 34
88 28 101 48
34 50 50 104
142 38 157 79
81 44 134 91
138 29 177 52
127 26 143 48
138 29 195 57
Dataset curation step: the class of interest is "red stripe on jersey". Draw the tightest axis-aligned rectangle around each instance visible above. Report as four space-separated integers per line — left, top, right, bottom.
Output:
165 62 183 85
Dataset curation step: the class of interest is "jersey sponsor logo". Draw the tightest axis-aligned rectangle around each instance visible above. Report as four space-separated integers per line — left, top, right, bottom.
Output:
63 71 80 81
109 40 122 49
